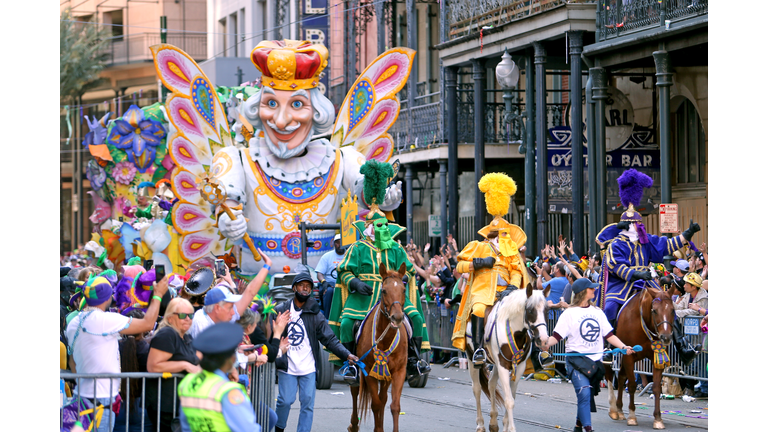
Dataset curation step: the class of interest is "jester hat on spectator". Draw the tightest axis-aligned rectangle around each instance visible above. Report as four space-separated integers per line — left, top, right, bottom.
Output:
83 275 114 306
116 269 156 315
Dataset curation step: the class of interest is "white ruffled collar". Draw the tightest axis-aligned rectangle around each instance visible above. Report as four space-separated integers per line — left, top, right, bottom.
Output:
248 136 336 183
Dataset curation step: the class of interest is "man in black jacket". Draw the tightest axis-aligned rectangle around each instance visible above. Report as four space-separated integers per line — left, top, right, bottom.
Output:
272 272 358 432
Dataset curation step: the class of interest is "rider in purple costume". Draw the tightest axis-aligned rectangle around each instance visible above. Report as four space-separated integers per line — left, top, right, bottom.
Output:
596 169 701 365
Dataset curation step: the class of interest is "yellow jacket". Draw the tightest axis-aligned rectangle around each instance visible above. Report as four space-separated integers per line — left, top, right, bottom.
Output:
456 241 523 306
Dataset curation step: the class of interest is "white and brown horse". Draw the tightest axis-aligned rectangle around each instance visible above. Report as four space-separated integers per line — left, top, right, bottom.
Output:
467 283 550 432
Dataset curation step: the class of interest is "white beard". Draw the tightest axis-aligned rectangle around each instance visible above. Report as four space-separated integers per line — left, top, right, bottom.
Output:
263 123 314 159
624 223 639 243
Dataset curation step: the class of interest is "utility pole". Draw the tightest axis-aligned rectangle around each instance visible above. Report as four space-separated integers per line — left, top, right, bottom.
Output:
160 16 168 102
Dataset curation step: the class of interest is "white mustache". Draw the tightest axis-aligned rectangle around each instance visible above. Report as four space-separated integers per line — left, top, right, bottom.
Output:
266 120 301 134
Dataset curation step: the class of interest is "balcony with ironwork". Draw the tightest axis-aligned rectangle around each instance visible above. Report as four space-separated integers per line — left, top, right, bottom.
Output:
596 0 707 43
438 0 596 68
101 33 207 67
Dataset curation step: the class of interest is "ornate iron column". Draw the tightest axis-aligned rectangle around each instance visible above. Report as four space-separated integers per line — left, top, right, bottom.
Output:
446 67 459 239
407 0 416 118
405 164 414 244
586 74 597 253
654 50 673 204
525 49 536 255
569 31 584 256
439 160 448 246
376 0 385 54
533 41 547 251
345 0 358 93
590 67 608 232
473 58 487 239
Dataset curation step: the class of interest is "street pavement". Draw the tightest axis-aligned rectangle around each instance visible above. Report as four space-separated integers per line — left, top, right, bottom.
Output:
278 361 708 431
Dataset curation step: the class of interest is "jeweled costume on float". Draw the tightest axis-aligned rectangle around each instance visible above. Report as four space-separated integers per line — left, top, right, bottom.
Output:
328 160 430 382
209 40 410 274
450 173 529 367
596 169 701 364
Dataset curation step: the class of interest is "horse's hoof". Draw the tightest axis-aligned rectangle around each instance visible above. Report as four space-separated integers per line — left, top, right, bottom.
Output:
475 427 485 432
609 411 619 420
617 412 626 421
627 418 638 426
653 420 666 430
489 425 499 432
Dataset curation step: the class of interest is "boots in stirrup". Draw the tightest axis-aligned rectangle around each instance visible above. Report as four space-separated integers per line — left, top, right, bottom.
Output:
471 315 487 368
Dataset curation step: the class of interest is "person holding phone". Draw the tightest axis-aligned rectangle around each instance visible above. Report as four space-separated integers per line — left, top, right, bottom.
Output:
146 298 201 431
189 250 272 339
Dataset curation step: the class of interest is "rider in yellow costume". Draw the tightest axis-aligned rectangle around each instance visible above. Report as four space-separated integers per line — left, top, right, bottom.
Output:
451 173 529 367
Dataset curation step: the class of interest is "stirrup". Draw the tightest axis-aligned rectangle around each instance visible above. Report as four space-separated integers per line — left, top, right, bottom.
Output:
416 359 431 376
539 351 554 368
342 364 359 387
473 348 487 367
602 351 614 366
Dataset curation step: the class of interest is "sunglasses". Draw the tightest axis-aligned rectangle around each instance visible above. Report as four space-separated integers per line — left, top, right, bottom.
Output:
173 312 193 320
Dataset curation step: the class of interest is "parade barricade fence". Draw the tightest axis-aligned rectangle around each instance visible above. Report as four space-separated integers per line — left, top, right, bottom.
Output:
60 362 276 431
423 299 708 383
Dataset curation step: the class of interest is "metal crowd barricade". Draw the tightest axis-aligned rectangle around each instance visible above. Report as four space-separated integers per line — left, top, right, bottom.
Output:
61 362 277 431
236 362 277 430
422 300 460 352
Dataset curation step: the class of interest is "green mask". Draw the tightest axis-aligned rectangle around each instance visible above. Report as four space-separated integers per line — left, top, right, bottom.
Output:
374 219 395 250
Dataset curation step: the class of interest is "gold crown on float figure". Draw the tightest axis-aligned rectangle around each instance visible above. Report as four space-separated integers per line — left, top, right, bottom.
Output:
250 39 329 91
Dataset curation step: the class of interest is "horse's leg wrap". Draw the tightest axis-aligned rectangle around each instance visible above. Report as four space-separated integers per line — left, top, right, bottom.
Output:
471 315 486 368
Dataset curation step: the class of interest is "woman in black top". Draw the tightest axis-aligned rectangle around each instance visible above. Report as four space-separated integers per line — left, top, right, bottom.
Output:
145 298 201 432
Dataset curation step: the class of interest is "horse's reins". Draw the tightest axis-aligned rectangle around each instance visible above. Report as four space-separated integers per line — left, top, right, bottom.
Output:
639 288 673 341
340 275 404 379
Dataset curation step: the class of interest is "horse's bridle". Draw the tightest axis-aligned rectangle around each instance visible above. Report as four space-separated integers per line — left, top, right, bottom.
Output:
640 288 674 340
379 274 404 327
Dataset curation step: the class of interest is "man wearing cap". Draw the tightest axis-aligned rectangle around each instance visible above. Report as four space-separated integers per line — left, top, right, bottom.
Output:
315 233 347 317
188 251 272 339
66 274 169 432
670 259 689 278
178 322 261 432
272 272 357 432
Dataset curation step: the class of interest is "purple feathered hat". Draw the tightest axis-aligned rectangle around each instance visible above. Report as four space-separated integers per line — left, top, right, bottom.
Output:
617 169 653 222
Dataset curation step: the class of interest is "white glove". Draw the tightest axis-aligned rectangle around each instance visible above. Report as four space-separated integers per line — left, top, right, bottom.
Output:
380 181 403 211
218 208 247 240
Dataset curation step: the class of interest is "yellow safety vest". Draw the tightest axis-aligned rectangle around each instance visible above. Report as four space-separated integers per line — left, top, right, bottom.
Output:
178 370 247 432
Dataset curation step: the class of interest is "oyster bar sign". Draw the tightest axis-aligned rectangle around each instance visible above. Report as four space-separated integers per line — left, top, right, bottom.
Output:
546 86 660 213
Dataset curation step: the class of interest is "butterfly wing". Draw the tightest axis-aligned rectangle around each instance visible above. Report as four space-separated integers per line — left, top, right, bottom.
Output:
330 48 415 163
151 44 229 262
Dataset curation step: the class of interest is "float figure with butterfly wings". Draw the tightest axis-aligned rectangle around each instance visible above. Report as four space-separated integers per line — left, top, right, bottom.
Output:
152 40 414 274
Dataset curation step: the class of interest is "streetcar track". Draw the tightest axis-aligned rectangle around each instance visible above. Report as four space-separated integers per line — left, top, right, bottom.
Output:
411 375 706 429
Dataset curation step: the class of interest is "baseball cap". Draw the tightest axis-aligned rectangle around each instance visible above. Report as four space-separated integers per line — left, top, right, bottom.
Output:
204 285 242 306
192 322 243 355
671 260 690 271
571 278 600 294
333 234 341 242
292 272 313 288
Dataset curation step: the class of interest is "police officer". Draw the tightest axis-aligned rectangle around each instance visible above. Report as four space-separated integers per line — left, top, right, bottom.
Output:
178 322 261 432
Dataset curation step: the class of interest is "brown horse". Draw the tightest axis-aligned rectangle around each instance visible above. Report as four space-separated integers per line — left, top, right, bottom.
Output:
348 262 408 432
604 287 676 429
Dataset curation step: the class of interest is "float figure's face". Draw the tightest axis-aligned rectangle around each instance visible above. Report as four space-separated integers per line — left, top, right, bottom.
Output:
259 87 314 158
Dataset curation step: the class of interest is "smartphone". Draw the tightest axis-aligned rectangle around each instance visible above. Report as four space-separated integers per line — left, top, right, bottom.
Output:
144 260 154 271
155 264 166 282
242 344 264 353
215 259 227 277
119 216 124 222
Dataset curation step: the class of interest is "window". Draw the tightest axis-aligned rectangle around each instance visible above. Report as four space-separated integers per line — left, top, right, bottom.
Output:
108 10 123 38
672 99 706 185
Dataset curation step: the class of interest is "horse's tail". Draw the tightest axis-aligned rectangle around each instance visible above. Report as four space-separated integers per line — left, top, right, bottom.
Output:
358 372 372 423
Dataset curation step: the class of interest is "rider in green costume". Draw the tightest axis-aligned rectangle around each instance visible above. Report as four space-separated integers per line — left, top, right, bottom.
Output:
327 160 430 381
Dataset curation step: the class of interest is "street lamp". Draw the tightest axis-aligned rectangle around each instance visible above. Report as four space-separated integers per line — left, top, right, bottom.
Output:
495 49 534 255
